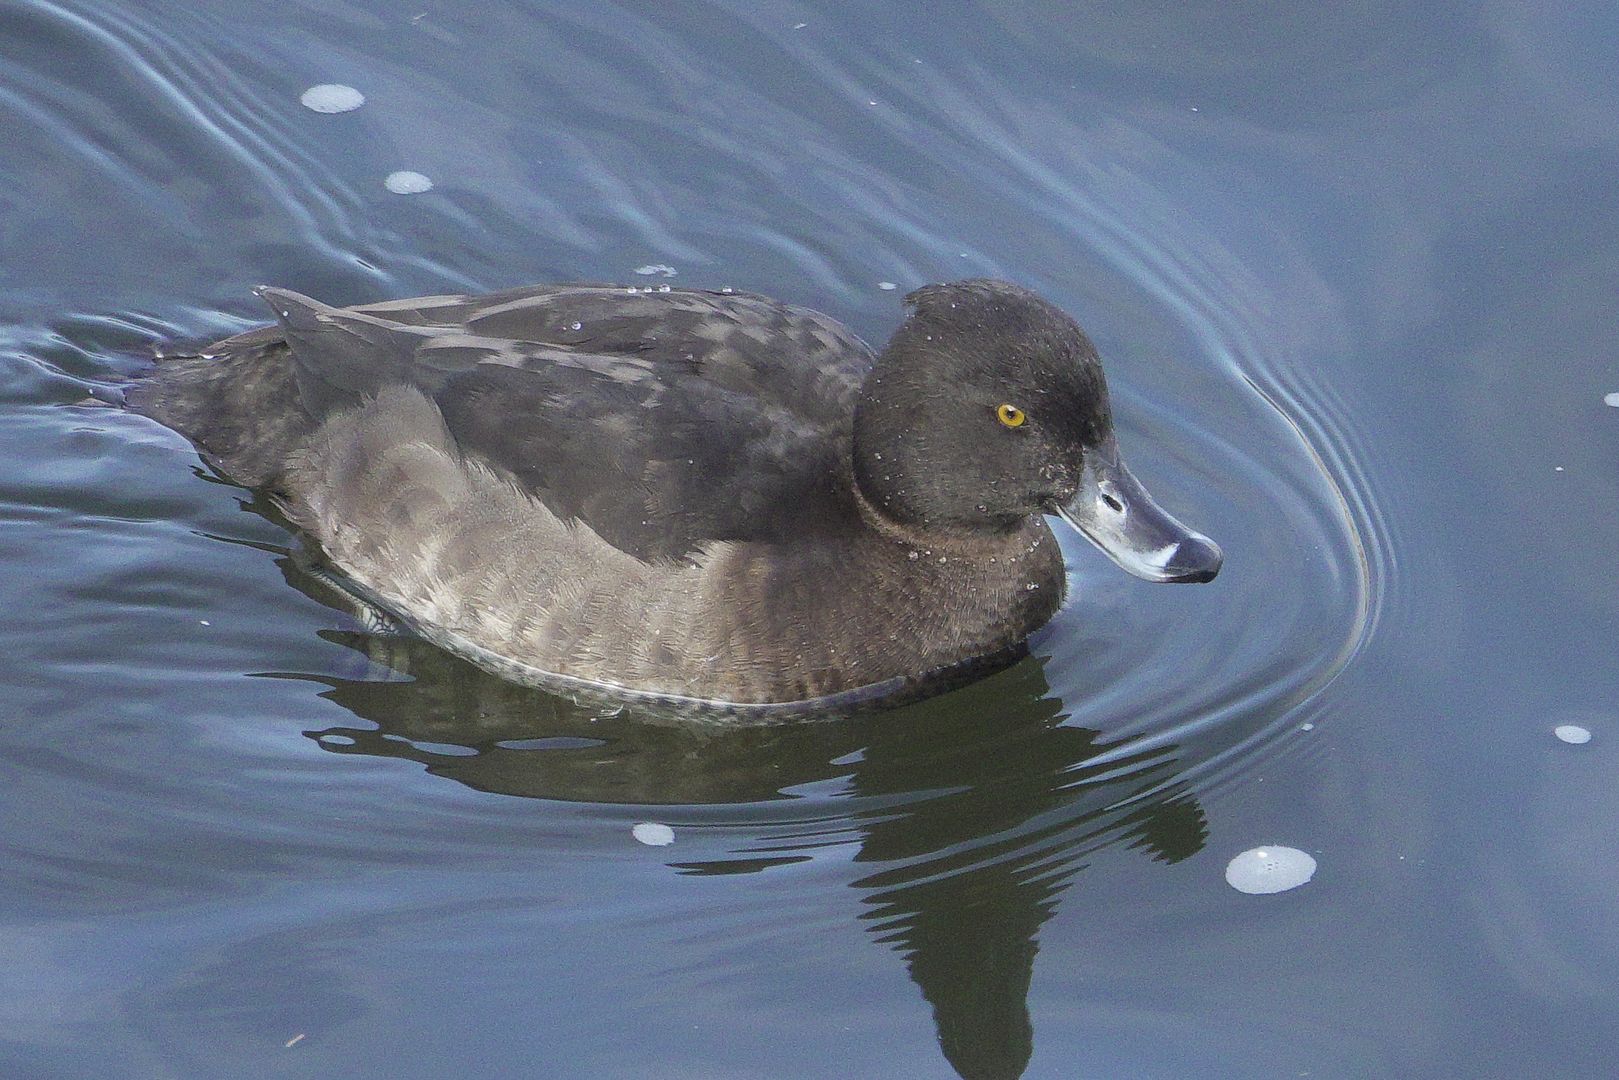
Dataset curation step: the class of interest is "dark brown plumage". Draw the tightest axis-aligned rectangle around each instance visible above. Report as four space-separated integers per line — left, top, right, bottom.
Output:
128 278 1219 715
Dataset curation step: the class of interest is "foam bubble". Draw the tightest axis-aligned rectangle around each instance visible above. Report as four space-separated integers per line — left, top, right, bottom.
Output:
384 171 433 194
300 84 365 114
1225 846 1316 894
1605 392 1619 408
1555 724 1593 745
632 821 675 846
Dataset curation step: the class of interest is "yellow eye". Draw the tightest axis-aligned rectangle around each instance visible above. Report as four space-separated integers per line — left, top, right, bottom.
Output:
996 403 1026 428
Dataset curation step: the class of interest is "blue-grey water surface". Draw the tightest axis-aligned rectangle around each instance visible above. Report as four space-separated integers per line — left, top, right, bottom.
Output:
2 1 1617 1077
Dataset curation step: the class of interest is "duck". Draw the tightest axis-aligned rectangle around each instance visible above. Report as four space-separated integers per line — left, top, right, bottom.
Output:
128 278 1221 715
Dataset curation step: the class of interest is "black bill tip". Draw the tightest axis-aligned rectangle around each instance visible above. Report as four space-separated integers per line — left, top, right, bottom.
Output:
1163 534 1223 583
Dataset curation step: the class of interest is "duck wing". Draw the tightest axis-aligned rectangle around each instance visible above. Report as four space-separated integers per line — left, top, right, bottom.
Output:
260 285 874 561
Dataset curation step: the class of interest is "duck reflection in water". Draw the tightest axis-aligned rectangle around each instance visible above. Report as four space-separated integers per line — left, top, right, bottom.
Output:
276 555 1208 1080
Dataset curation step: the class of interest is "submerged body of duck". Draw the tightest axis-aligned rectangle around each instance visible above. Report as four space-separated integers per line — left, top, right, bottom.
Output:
129 279 1220 715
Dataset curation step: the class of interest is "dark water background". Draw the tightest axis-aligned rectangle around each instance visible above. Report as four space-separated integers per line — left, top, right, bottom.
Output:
2 1 1617 1077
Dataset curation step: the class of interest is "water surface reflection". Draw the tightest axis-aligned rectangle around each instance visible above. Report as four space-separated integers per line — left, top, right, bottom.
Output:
292 576 1207 1079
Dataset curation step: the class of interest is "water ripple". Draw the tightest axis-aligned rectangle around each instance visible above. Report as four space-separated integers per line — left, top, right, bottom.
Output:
4 0 1389 941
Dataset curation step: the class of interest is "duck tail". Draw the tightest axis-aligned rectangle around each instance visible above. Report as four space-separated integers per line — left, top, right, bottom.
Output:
126 330 314 488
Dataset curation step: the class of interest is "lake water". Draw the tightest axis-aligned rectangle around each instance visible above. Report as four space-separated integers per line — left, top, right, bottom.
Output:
2 1 1617 1077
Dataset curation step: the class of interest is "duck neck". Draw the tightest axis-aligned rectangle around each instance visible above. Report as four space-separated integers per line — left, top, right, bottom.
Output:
849 457 1032 560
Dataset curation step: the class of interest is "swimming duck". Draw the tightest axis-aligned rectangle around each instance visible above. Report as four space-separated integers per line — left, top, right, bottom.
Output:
129 279 1220 714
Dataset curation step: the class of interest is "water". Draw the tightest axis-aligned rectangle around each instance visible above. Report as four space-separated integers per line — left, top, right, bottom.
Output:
2 1 1616 1076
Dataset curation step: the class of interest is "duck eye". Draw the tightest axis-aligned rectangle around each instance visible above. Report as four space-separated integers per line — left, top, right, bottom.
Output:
996 403 1026 428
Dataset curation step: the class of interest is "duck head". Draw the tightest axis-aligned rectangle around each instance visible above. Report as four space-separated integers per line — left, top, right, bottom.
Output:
852 279 1221 583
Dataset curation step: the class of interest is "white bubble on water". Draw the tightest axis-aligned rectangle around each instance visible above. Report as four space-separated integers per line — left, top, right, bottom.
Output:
878 281 898 290
384 170 433 194
1225 846 1316 894
1605 392 1619 407
1555 724 1593 745
632 821 675 846
300 84 365 114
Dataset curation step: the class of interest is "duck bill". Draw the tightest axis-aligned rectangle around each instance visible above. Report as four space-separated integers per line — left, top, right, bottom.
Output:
1054 438 1222 583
